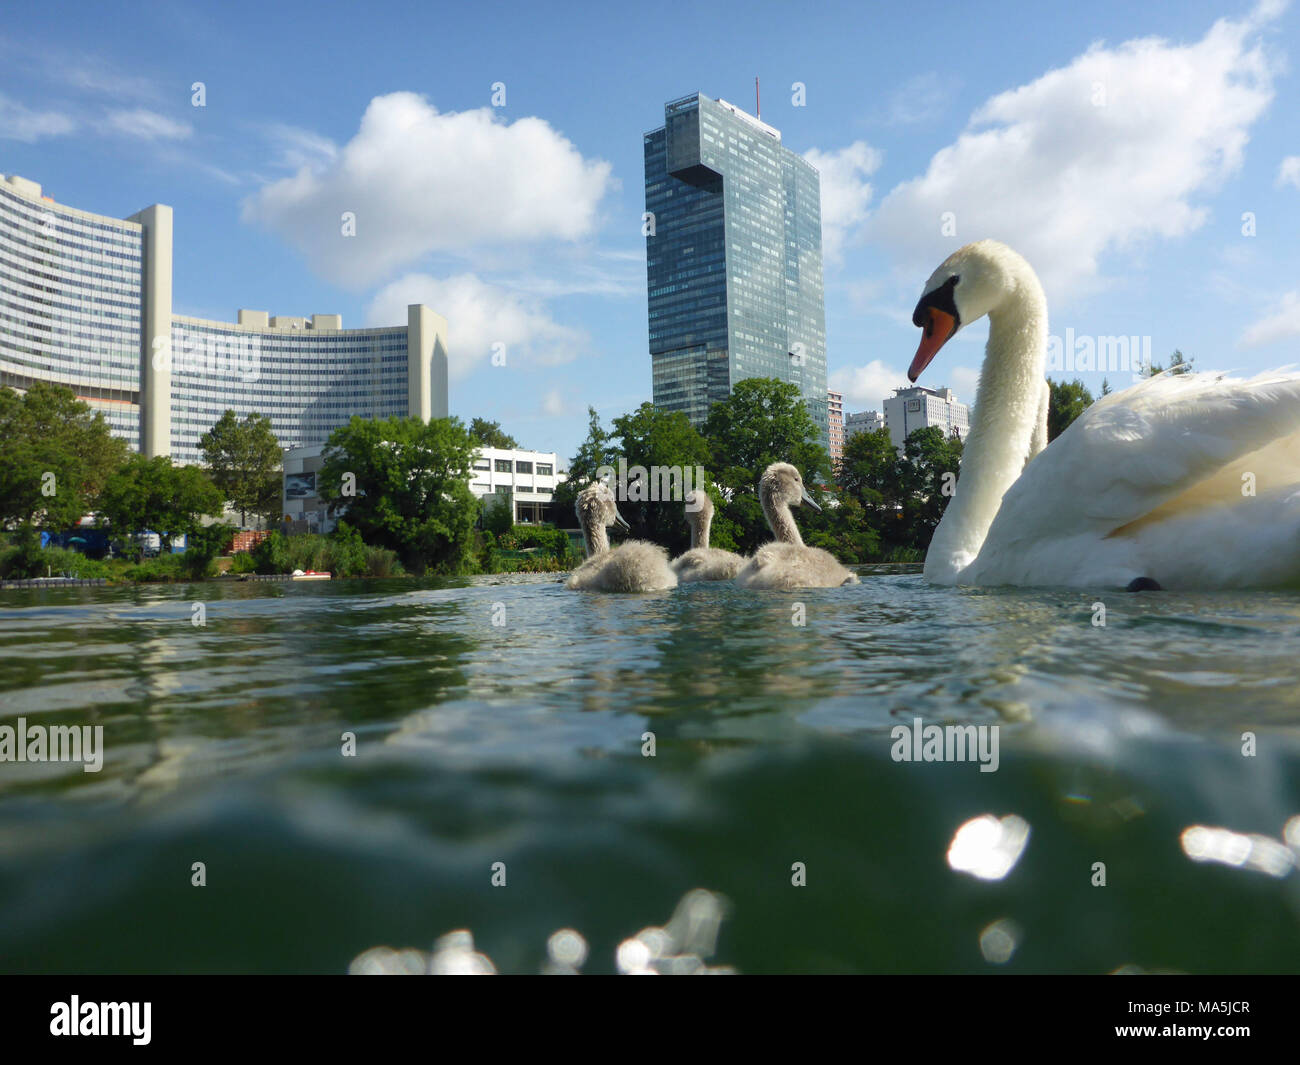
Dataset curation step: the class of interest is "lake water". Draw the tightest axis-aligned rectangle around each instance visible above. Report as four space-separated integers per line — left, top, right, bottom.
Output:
1 572 1299 973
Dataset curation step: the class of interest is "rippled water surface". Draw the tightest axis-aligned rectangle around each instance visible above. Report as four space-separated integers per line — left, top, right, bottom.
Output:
2 572 1299 973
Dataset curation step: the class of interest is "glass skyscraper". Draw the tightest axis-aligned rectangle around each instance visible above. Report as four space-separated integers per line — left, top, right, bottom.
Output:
644 93 828 445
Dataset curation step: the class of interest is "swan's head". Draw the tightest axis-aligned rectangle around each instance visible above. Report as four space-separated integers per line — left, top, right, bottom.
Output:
910 240 1030 381
576 481 630 531
759 462 822 512
684 488 713 524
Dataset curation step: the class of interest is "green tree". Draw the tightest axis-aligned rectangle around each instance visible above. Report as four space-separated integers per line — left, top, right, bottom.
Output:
837 428 905 529
199 410 282 527
896 426 964 550
702 378 834 553
609 402 712 555
317 415 480 574
468 417 519 450
0 383 129 528
1047 378 1095 441
554 406 617 522
1143 349 1194 378
98 455 225 551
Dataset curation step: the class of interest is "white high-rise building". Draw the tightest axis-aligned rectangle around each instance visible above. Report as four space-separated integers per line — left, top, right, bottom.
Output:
1 173 449 464
844 409 885 441
882 386 969 453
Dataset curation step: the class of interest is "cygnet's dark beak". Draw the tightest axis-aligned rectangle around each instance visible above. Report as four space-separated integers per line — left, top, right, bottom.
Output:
800 487 822 512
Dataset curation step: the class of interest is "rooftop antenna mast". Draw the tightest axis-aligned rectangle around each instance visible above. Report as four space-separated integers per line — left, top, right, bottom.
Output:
755 76 760 119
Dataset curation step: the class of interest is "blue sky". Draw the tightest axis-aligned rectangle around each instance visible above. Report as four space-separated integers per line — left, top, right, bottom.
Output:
3 0 1298 461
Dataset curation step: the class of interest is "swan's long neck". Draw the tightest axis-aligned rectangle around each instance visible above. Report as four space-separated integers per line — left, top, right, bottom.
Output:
763 494 804 547
690 509 712 550
582 517 609 558
925 271 1047 582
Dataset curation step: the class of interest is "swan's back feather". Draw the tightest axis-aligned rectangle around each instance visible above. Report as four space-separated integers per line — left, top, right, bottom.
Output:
968 369 1300 586
566 540 678 592
672 547 746 582
735 543 859 590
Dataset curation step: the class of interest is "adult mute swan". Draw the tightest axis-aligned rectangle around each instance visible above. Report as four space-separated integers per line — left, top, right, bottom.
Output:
566 482 678 592
910 239 1300 590
671 489 746 581
735 463 859 589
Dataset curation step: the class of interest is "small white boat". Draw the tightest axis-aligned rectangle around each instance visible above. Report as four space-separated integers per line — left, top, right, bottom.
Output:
291 569 332 581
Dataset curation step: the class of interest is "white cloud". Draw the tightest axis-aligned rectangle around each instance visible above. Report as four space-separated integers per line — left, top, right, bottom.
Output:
541 389 568 417
830 360 910 410
1239 290 1300 348
365 273 585 381
884 72 955 126
869 7 1279 302
105 108 193 140
1277 155 1300 189
948 365 982 406
261 122 339 172
244 92 614 287
804 141 882 261
0 94 74 141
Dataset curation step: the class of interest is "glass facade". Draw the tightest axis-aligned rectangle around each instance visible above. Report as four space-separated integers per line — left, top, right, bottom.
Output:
0 178 144 450
645 94 828 445
169 318 410 465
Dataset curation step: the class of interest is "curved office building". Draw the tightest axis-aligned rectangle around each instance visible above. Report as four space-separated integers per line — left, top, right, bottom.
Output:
0 173 449 464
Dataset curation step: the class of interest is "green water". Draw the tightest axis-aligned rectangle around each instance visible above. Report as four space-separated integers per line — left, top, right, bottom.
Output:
1 573 1298 973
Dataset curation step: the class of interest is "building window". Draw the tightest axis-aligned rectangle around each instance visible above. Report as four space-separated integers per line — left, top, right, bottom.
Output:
473 458 490 470
516 461 533 474
536 463 553 476
494 459 512 473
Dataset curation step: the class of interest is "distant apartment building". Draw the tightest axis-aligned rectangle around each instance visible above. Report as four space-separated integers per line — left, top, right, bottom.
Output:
468 447 566 525
1 173 449 465
882 386 970 453
644 92 828 448
844 409 885 441
283 444 566 532
827 389 844 462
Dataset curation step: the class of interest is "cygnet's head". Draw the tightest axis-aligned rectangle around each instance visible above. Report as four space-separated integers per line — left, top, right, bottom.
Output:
759 462 821 513
683 488 714 527
910 239 1034 382
576 481 630 531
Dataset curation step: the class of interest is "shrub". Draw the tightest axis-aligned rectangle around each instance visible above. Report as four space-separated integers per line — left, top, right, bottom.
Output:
123 554 185 582
363 546 402 577
228 551 258 575
287 533 329 572
252 531 291 574
324 521 368 577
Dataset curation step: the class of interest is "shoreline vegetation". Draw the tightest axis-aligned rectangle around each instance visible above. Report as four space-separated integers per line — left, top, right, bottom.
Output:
4 370 1134 586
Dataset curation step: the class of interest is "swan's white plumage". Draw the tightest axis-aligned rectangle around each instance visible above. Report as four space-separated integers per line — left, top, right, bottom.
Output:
733 462 858 589
671 489 746 581
913 240 1300 589
566 482 677 592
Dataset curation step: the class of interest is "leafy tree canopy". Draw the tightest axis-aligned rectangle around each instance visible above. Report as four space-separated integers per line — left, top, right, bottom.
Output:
0 383 128 528
609 402 712 555
468 417 519 450
1047 378 1095 441
199 409 282 527
553 406 617 521
317 415 480 574
98 455 224 550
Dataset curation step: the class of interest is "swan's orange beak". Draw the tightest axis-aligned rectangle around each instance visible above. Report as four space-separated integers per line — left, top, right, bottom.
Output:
909 308 957 382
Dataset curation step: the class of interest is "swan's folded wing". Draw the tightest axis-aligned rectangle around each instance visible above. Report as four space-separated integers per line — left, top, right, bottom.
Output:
985 370 1300 547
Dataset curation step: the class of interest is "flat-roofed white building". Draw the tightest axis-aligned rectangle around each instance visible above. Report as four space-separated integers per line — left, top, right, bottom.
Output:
844 409 885 441
283 444 567 532
467 447 566 525
883 385 969 453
